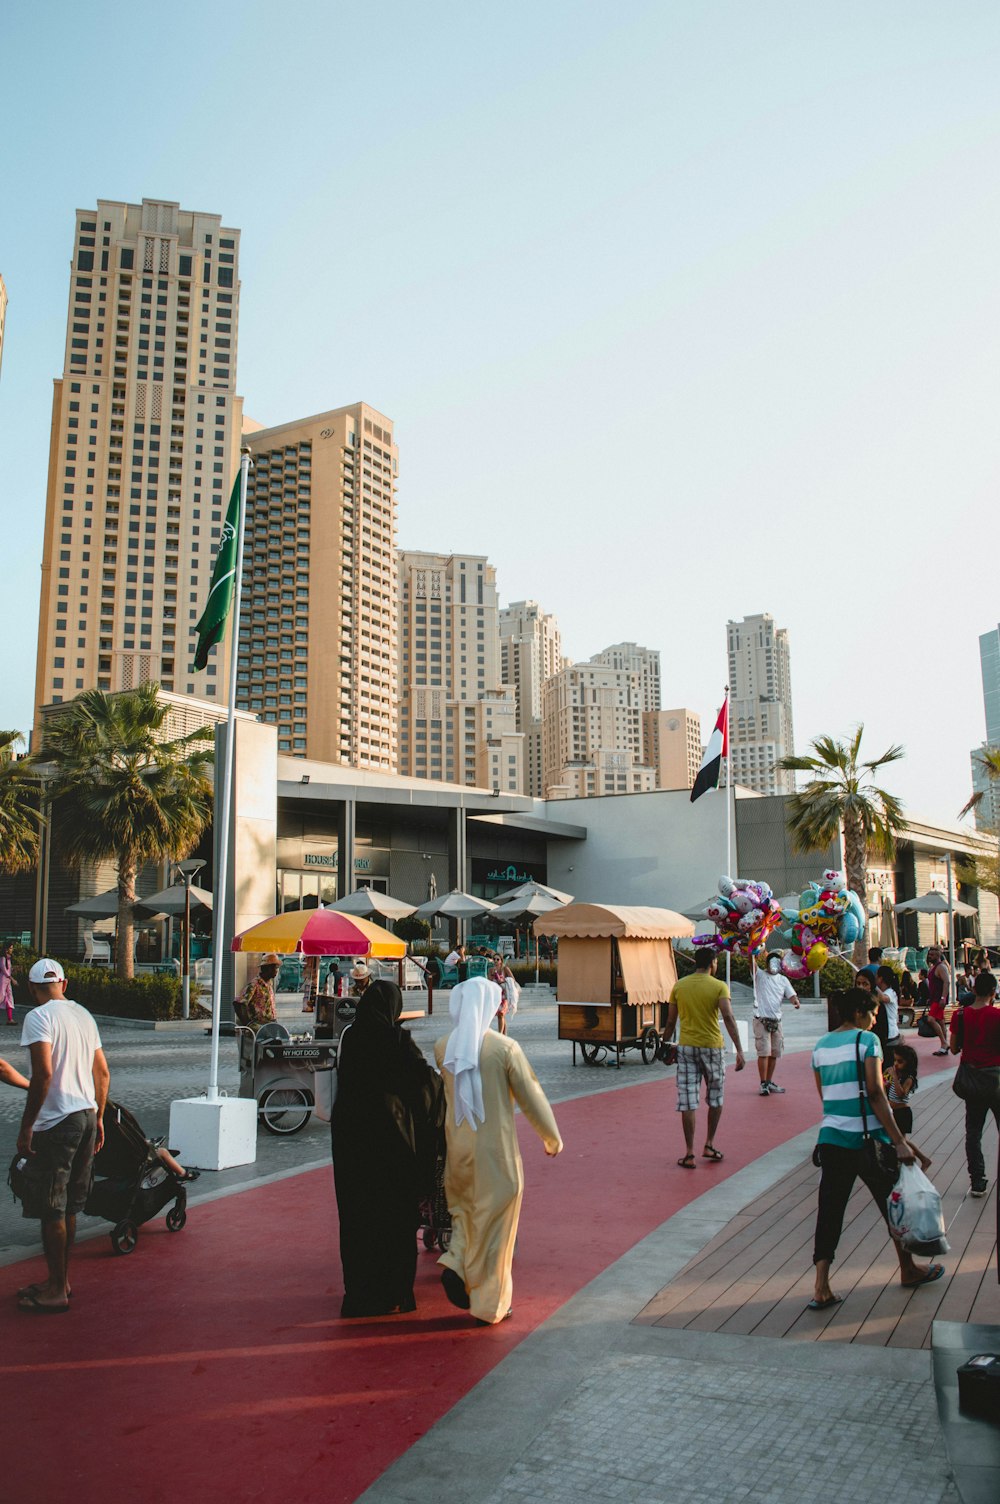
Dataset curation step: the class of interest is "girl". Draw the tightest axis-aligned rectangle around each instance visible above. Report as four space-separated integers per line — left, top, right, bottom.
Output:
885 1044 919 1135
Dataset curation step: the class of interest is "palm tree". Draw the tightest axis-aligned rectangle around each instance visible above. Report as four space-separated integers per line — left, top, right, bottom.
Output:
778 726 906 963
38 686 213 978
957 747 1000 905
959 746 1000 822
0 731 41 873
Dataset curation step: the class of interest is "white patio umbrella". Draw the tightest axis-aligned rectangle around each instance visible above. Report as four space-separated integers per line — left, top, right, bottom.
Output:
66 888 129 919
893 892 977 917
490 890 566 980
491 879 574 906
327 889 417 921
412 889 497 921
135 883 214 916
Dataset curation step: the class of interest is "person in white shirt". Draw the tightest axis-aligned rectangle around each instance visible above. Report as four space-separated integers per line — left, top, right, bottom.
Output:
752 953 800 1096
874 965 901 1051
15 959 110 1314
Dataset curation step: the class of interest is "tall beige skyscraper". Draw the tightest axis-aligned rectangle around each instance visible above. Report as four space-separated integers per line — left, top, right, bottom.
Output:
726 612 795 794
33 199 243 729
542 662 654 799
397 550 523 790
499 599 562 796
240 404 397 766
590 641 661 712
0 273 8 382
642 708 702 790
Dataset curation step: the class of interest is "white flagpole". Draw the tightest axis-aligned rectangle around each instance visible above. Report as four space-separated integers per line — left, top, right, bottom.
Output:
207 451 250 1103
724 687 732 991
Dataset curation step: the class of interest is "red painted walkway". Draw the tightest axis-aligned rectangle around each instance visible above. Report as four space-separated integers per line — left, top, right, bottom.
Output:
0 1048 954 1504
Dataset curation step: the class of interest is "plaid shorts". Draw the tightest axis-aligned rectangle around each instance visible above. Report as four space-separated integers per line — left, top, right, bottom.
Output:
675 1046 725 1112
19 1110 97 1222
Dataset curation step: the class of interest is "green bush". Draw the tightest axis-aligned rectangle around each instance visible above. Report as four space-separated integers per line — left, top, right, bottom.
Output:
14 960 184 1021
394 916 431 945
509 961 557 987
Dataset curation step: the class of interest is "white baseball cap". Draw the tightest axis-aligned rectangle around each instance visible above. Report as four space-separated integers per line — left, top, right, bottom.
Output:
28 958 66 984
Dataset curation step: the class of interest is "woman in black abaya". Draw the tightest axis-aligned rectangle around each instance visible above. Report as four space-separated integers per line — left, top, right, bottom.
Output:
332 978 444 1317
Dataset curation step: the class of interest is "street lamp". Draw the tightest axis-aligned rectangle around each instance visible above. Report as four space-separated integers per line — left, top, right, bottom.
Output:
174 858 206 1021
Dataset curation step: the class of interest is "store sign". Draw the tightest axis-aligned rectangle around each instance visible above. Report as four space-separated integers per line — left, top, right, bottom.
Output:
303 854 372 871
471 861 541 885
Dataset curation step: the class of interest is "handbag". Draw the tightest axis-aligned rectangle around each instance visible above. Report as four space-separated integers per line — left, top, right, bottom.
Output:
952 1060 1000 1103
916 1013 937 1038
856 1032 898 1178
656 1037 678 1066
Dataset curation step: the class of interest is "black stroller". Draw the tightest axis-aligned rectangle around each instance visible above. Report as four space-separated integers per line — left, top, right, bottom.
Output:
84 1100 188 1254
418 1151 452 1252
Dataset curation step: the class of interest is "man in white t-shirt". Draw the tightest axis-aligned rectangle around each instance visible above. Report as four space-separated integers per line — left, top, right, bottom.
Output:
16 959 110 1314
752 954 800 1096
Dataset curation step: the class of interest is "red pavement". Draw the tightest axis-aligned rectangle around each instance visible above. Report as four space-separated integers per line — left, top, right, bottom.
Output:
0 1047 953 1504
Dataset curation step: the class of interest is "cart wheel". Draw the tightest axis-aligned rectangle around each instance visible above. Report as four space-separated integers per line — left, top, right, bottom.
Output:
640 1027 659 1065
422 1227 436 1250
110 1220 138 1255
260 1085 312 1135
166 1204 187 1232
580 1042 605 1066
438 1225 452 1253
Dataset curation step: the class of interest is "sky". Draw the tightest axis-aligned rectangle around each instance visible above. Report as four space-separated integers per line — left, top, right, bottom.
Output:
1 0 997 827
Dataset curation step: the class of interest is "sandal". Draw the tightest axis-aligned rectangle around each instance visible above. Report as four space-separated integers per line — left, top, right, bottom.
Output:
702 1146 724 1162
677 1154 696 1169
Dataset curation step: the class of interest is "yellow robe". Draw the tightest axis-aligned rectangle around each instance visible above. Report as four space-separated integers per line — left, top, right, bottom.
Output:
434 1030 562 1325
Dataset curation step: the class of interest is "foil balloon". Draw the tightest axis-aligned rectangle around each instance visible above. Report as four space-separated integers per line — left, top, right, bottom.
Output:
694 875 783 958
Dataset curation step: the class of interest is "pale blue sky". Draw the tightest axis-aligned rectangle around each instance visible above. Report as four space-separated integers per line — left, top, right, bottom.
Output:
1 1 998 825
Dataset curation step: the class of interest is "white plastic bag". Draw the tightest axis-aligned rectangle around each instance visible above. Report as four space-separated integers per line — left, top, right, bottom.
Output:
503 976 520 1016
887 1163 950 1256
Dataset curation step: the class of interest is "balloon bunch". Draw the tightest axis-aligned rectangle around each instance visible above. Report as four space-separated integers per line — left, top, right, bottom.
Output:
693 875 784 958
776 868 867 979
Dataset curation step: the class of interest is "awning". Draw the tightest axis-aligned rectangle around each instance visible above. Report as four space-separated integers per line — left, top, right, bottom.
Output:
616 937 678 1006
535 903 694 940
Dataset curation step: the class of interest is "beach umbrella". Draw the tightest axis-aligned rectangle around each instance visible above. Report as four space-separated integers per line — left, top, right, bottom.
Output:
327 889 416 922
412 889 497 921
230 908 406 957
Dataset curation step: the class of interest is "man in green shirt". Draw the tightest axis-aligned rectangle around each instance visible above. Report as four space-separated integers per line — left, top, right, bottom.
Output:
665 948 746 1169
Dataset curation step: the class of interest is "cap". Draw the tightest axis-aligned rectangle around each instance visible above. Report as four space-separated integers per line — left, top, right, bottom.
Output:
350 962 371 979
28 958 66 984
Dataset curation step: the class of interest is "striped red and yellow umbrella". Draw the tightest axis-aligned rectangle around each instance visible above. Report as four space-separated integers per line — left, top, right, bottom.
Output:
230 908 406 958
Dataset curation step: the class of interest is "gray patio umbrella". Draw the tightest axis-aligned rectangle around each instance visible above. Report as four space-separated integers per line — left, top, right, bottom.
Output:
67 888 129 920
135 883 214 916
327 889 417 921
893 892 977 917
412 889 497 921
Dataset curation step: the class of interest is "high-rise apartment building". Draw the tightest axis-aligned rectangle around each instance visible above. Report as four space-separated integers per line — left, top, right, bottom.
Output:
397 551 523 790
590 642 661 712
0 272 7 382
642 708 702 790
33 199 243 729
240 404 397 765
499 599 562 796
726 612 795 795
970 624 1000 828
542 663 655 799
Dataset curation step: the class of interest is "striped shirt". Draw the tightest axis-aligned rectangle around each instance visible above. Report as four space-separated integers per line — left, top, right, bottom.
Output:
812 1028 889 1149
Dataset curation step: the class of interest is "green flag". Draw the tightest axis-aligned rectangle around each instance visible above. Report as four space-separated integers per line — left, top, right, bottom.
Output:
193 473 241 670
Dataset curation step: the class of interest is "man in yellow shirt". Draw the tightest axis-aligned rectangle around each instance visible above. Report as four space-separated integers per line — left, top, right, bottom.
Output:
665 947 745 1169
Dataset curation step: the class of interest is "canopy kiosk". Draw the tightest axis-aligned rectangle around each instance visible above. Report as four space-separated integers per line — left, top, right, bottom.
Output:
534 903 694 1068
229 908 410 1134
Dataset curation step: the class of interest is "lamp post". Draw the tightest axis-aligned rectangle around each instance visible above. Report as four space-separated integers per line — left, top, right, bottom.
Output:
174 858 205 1021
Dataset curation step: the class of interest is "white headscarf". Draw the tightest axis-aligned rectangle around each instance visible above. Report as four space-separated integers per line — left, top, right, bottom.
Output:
442 976 502 1131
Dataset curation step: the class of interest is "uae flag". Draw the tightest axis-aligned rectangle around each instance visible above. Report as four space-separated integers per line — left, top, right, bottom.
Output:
690 695 729 802
193 473 241 670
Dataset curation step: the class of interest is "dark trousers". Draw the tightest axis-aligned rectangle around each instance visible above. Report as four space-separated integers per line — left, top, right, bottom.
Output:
964 1099 1000 1185
813 1143 897 1266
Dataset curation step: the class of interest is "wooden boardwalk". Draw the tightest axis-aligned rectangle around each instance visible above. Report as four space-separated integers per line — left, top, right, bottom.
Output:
635 1082 999 1349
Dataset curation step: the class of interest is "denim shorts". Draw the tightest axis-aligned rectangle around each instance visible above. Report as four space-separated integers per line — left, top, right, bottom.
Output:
20 1109 97 1222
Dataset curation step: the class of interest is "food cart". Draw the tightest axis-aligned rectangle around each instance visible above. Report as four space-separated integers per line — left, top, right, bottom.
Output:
230 907 412 1131
534 903 693 1068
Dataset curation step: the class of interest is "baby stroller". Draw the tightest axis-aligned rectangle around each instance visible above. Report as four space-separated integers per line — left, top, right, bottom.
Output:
84 1100 188 1255
419 1150 452 1252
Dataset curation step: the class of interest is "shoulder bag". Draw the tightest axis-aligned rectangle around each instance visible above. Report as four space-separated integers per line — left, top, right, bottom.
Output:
856 1032 898 1177
952 1060 1000 1104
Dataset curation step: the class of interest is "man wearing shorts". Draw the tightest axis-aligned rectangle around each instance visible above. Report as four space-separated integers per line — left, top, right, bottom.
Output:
925 947 951 1055
752 953 800 1095
16 959 110 1314
665 948 745 1169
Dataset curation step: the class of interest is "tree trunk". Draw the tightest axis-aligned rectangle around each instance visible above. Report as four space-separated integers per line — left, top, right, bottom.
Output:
842 811 868 967
117 851 136 980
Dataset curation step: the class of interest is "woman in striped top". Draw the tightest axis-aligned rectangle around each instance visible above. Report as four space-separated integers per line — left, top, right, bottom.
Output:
809 989 943 1311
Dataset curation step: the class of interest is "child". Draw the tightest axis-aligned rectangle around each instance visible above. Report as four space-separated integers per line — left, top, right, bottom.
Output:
885 1044 919 1137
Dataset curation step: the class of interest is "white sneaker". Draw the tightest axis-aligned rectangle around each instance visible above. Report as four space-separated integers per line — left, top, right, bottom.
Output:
759 1083 770 1096
766 1082 786 1094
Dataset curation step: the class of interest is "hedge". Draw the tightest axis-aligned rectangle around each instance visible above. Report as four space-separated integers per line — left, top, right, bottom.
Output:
14 959 187 1021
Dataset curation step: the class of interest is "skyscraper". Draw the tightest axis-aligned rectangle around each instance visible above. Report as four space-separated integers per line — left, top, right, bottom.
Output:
397 550 523 790
33 199 243 730
499 599 562 796
970 624 1000 828
642 708 703 790
726 612 795 795
240 404 397 766
542 662 655 798
590 641 661 712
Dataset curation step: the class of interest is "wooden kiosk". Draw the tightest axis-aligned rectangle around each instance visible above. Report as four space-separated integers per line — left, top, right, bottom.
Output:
534 903 694 1068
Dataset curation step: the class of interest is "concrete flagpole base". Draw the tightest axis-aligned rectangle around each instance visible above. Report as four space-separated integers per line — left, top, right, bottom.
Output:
168 1095 258 1170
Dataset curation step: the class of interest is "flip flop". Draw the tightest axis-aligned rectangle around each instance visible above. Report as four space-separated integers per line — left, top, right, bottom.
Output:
17 1283 72 1302
17 1291 69 1315
902 1263 945 1289
807 1295 843 1311
677 1154 696 1169
702 1146 724 1162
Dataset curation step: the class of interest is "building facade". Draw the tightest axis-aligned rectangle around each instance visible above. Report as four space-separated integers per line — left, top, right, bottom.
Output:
240 404 397 766
590 642 661 713
499 598 562 797
397 550 522 789
642 707 702 790
542 662 655 798
726 612 795 795
33 198 243 732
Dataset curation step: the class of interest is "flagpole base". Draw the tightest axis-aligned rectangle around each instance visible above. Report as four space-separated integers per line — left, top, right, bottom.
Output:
168 1095 257 1171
